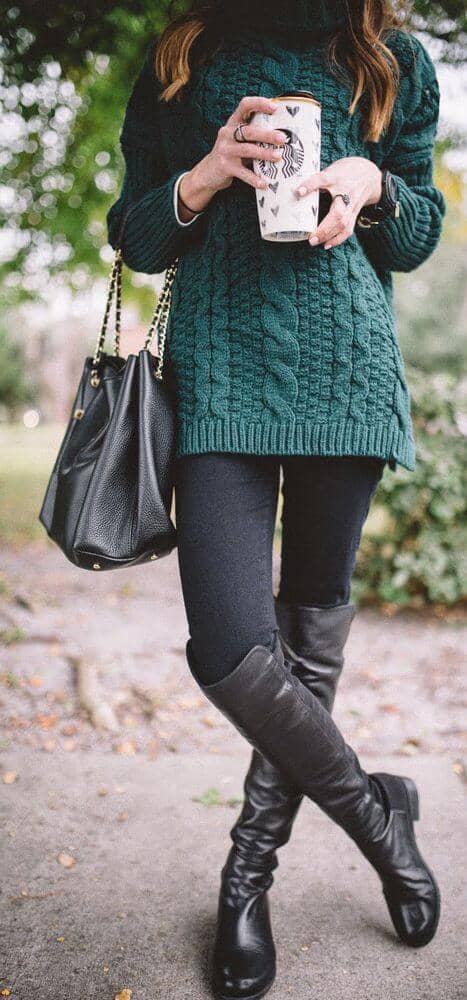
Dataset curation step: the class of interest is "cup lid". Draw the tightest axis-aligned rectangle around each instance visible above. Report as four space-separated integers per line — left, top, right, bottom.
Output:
273 90 321 107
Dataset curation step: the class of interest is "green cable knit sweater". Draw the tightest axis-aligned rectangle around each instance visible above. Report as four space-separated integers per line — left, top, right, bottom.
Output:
107 1 445 471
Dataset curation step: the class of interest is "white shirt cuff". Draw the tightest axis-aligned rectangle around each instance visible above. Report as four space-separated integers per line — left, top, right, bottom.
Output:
173 172 202 225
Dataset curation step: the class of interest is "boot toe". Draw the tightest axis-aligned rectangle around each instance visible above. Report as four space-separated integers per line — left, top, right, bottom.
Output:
212 957 276 1000
385 883 441 948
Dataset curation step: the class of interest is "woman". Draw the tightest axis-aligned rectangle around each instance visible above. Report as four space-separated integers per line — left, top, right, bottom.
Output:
107 2 445 997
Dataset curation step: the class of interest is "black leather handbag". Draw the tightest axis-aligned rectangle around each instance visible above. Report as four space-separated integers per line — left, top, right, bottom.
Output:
39 228 179 571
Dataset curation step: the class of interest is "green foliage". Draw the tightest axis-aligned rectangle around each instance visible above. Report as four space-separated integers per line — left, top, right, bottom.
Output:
0 10 167 309
0 423 63 545
412 1 467 52
395 220 467 377
1 2 173 79
0 327 32 412
192 787 243 808
354 368 467 608
0 630 27 649
1 1 465 298
2 1 465 82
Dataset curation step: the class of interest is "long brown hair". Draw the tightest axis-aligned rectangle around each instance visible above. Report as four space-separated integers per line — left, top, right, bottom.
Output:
154 1 408 142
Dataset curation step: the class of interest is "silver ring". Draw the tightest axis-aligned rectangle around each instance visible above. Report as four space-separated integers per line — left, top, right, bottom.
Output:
233 122 249 143
333 192 351 207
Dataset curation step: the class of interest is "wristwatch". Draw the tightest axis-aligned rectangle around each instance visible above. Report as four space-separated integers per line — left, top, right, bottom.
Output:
357 169 400 228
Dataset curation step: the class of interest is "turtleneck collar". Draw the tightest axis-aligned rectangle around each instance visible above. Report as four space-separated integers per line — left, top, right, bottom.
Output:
214 1 346 41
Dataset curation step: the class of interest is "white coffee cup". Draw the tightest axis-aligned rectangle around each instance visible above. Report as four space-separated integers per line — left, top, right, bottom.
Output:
251 90 321 242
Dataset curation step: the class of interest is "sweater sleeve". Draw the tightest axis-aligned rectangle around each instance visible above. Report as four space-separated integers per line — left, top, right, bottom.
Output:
358 37 446 274
106 43 207 274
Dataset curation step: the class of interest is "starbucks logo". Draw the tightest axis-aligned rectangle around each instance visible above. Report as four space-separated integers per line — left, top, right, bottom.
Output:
258 129 305 181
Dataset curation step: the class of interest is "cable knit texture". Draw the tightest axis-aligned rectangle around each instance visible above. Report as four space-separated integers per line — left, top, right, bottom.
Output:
107 1 445 470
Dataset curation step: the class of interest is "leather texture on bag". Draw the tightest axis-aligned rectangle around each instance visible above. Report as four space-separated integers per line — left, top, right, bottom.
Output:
39 351 177 570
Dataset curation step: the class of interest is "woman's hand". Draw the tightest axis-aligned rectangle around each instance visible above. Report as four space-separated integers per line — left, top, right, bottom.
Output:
178 96 287 215
295 157 383 250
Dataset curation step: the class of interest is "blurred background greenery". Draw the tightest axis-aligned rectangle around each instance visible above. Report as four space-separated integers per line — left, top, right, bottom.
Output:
0 2 466 609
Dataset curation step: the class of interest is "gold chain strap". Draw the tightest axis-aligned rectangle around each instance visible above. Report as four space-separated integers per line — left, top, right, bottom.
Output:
90 249 179 388
144 258 179 379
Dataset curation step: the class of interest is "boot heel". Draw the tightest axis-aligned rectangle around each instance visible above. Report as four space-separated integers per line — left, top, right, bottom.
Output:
402 777 420 821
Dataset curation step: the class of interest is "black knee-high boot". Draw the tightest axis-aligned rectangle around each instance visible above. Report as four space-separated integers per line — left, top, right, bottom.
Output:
200 601 355 1000
187 630 440 997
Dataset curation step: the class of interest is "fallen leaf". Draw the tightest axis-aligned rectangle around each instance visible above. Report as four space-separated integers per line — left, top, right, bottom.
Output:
115 990 132 1000
53 690 68 705
177 695 204 709
2 772 18 785
56 936 65 942
29 674 42 688
1 989 11 996
9 715 30 729
202 715 217 729
114 740 137 756
61 723 80 737
35 714 58 730
400 739 420 756
57 852 76 869
117 812 129 823
379 703 401 715
98 787 109 797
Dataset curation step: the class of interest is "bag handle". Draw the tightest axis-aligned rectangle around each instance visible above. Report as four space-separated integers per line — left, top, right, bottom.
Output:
90 205 179 387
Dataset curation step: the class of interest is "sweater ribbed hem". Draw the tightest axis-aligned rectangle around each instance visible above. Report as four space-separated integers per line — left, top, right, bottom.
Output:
175 417 416 472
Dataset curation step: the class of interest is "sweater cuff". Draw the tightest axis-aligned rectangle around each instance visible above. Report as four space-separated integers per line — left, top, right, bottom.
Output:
173 171 203 226
357 174 444 272
114 163 208 274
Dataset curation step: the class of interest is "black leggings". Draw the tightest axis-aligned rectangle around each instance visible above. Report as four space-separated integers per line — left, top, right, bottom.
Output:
174 453 385 684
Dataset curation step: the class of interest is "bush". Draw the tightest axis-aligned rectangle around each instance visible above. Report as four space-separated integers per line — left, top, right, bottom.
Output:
0 326 31 415
354 367 467 609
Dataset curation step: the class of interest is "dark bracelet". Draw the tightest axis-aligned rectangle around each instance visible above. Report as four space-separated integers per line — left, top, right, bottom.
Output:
178 183 200 216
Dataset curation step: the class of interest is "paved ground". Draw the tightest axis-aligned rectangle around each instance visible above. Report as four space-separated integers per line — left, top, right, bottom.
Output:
1 751 466 1000
0 542 466 999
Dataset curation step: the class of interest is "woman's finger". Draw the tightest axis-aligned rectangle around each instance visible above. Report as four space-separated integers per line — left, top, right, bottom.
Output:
230 95 279 125
322 228 342 249
296 169 332 197
230 122 288 147
309 199 352 245
232 163 271 190
228 140 284 164
323 224 355 250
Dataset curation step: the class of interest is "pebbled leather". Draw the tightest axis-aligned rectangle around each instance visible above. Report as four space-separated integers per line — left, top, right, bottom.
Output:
39 350 177 569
